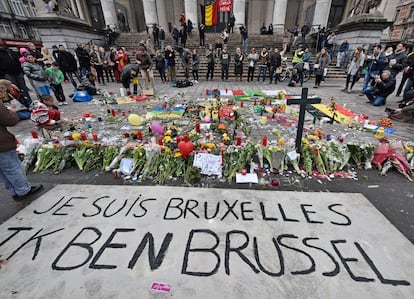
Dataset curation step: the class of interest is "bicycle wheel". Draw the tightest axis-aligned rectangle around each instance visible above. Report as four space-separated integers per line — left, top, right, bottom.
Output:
278 69 288 82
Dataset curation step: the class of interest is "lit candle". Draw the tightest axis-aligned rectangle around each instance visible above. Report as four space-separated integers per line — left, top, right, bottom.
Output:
269 99 272 105
111 109 116 116
195 121 200 133
176 136 181 143
92 133 98 141
236 136 241 146
137 131 143 141
262 136 268 146
183 134 189 142
253 99 257 106
158 136 163 145
240 101 244 107
31 131 38 139
81 133 87 141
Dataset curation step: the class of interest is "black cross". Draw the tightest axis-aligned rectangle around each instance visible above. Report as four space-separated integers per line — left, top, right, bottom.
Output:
285 88 321 153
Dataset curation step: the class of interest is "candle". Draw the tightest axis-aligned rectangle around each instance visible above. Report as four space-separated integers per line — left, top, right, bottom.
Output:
195 121 200 133
122 111 126 117
236 136 241 146
137 131 143 141
269 99 272 105
253 99 257 106
92 133 98 141
262 136 268 146
176 136 181 143
226 88 228 93
240 101 244 107
111 109 116 116
81 133 88 141
31 131 38 139
158 136 163 145
183 134 189 142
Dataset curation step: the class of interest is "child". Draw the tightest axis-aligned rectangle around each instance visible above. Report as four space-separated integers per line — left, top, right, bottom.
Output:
22 53 50 96
46 62 67 105
31 94 61 129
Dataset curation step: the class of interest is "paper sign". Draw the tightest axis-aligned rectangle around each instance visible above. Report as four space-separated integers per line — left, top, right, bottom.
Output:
193 153 222 177
236 173 258 183
150 282 172 294
287 150 298 160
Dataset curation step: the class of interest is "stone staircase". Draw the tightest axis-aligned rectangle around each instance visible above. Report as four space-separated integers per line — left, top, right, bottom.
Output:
115 32 347 81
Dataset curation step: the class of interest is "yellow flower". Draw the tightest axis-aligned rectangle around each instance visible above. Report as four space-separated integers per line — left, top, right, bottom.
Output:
207 143 216 149
199 141 206 148
164 136 173 144
174 152 182 158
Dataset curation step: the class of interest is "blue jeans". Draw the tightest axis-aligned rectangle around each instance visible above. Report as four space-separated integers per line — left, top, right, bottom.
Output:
0 150 31 196
404 78 413 94
257 66 267 82
364 86 386 106
160 40 165 52
243 38 249 53
362 71 379 91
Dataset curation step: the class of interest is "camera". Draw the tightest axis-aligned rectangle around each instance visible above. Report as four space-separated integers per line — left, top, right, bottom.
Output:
384 107 395 114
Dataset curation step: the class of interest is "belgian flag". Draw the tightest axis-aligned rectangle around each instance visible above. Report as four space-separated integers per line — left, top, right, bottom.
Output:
201 1 217 26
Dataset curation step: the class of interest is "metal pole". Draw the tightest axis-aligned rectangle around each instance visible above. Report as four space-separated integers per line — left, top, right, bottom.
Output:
295 87 308 153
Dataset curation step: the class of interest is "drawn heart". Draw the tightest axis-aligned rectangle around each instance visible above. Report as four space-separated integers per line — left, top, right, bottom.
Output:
178 141 194 157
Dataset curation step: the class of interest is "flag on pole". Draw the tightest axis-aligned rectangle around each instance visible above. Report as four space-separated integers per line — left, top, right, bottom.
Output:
201 1 218 26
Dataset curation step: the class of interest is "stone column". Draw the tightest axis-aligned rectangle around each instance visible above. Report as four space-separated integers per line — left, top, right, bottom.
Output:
156 0 168 30
233 0 247 27
142 0 158 28
184 0 198 28
272 0 288 32
100 0 118 28
312 0 332 28
75 0 85 20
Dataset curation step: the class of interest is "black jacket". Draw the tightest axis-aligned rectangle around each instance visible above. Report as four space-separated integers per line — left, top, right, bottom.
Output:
75 47 91 68
0 48 23 77
371 76 396 98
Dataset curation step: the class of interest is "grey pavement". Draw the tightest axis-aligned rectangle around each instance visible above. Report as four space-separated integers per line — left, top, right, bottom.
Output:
1 74 414 243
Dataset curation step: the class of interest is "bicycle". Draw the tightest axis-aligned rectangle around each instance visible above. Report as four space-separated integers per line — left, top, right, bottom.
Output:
278 62 311 83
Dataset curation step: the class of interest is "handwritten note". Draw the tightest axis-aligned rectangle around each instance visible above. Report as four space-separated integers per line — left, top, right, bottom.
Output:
193 153 222 177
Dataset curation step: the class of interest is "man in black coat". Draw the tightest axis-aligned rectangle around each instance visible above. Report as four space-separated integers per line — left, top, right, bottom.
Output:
364 70 396 106
75 43 91 78
0 40 32 106
56 44 79 88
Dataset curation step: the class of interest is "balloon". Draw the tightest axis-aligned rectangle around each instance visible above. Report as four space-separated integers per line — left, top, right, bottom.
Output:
204 116 211 123
151 122 164 135
128 114 142 126
178 140 194 157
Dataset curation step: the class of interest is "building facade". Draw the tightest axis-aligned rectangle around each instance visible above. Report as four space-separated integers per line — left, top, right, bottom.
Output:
390 0 414 44
0 0 400 50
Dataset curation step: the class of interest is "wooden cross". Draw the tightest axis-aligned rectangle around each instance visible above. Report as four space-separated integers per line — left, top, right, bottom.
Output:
285 88 321 153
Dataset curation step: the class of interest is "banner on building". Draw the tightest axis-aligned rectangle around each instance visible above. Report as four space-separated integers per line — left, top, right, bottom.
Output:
218 0 232 12
201 1 218 26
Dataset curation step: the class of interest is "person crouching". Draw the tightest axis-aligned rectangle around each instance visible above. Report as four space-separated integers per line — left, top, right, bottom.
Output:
31 94 61 129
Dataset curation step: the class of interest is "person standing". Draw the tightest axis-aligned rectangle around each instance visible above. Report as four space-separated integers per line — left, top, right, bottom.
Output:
23 53 50 96
199 23 205 47
153 24 160 47
187 19 193 38
234 48 244 81
180 26 187 48
344 47 365 93
155 50 166 83
220 45 230 81
171 25 180 49
182 49 191 81
360 44 385 95
291 25 299 47
314 48 331 88
102 48 115 83
301 23 310 47
206 44 215 81
240 25 249 53
46 62 67 105
90 45 105 85
229 13 236 33
386 43 407 77
247 48 258 82
0 40 32 107
192 49 200 82
0 79 43 200
115 47 129 83
137 48 154 91
117 9 127 32
257 48 269 83
336 39 350 67
165 45 176 83
269 48 282 84
75 43 91 78
159 26 166 52
56 45 78 88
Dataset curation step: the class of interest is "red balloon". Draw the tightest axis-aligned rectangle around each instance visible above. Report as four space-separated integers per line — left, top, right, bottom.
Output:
178 140 194 157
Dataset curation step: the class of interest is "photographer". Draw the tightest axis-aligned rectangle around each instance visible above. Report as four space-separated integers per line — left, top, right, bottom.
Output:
363 70 395 106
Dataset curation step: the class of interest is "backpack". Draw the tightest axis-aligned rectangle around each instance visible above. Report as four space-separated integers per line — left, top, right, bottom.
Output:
72 90 93 102
175 80 193 88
